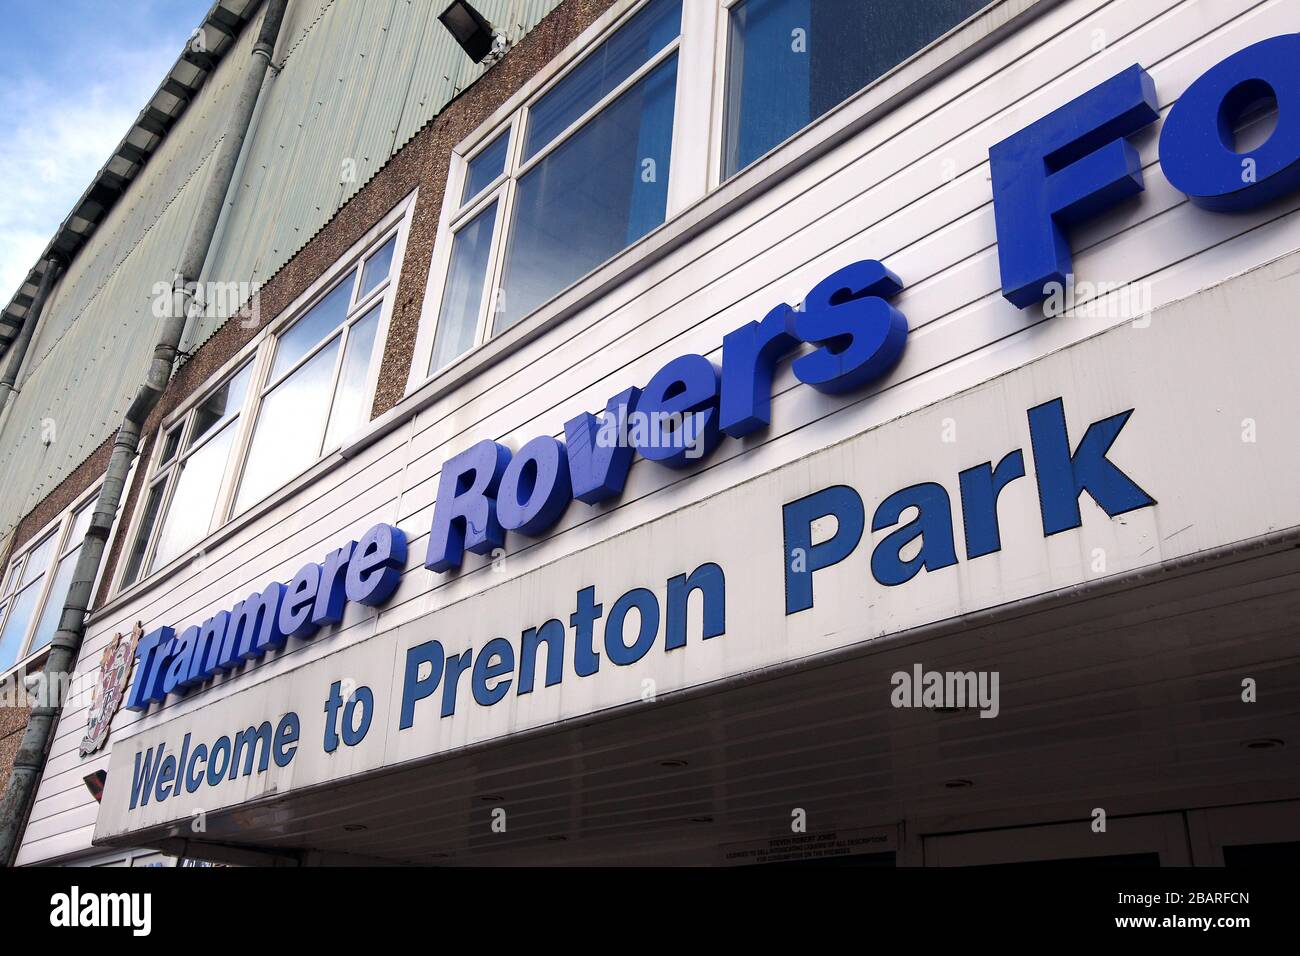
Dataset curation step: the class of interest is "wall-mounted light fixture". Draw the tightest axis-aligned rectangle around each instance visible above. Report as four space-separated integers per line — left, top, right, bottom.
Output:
438 1 510 64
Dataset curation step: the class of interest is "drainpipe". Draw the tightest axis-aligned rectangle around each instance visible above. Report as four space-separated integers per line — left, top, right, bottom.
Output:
0 258 63 417
0 0 288 867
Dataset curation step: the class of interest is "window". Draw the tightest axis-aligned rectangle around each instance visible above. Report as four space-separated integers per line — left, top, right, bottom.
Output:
121 363 253 583
423 0 685 373
233 265 385 514
722 0 989 178
119 197 414 590
415 0 1003 384
0 492 101 675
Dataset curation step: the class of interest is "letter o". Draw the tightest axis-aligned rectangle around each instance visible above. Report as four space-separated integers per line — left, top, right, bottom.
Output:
342 686 374 746
496 435 573 536
604 588 660 666
207 736 232 787
1159 33 1300 211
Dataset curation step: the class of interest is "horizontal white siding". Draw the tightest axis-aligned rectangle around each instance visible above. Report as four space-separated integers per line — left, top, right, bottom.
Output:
19 0 1299 863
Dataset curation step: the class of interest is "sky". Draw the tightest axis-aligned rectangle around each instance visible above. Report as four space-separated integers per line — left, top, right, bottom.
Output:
0 0 214 303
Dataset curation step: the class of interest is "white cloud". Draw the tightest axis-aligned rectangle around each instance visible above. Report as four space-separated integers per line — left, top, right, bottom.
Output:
0 42 180 303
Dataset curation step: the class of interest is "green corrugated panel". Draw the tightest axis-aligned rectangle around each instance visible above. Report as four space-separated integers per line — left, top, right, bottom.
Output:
0 0 563 537
0 21 259 537
190 0 562 347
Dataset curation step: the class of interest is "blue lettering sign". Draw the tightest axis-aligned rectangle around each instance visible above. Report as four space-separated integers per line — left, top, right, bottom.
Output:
1159 33 1300 211
426 259 909 573
126 524 408 712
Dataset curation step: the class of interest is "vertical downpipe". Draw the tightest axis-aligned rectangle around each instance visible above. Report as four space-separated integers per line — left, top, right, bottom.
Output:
0 0 289 866
0 258 64 418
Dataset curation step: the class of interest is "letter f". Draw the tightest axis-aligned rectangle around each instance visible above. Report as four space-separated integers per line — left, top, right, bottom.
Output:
990 65 1159 308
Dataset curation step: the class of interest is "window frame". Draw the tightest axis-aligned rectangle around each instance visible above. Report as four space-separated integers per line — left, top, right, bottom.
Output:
115 190 417 595
408 0 1022 394
230 237 396 519
122 358 257 584
0 483 108 681
409 0 718 386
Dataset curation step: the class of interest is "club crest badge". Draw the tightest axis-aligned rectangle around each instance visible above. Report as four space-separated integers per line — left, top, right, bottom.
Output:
79 623 141 756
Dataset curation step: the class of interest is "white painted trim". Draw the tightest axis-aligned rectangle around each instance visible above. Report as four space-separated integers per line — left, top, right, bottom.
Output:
670 0 720 214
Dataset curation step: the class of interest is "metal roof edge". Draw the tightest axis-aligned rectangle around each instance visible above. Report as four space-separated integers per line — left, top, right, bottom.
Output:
0 0 265 358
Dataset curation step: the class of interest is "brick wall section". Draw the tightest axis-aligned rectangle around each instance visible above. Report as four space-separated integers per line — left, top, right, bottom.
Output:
0 706 32 796
0 0 618 602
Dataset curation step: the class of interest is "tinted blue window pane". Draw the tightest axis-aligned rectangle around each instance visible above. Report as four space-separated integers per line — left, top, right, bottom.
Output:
462 131 510 205
430 201 497 372
498 56 677 333
524 0 680 159
724 0 988 177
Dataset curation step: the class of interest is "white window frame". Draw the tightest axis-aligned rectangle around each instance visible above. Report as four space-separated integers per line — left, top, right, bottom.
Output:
0 483 110 682
119 358 258 586
408 0 719 389
408 0 1019 395
115 190 417 594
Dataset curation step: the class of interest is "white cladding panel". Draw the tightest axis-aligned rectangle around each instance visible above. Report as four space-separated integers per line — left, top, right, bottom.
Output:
93 263 1300 838
19 0 1300 862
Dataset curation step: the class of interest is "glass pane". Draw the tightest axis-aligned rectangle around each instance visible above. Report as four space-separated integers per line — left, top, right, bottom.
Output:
324 306 381 450
498 56 677 332
30 550 77 653
430 201 497 372
160 427 182 464
190 362 252 448
235 340 340 515
724 0 988 178
67 496 97 551
461 130 510 205
151 421 239 572
358 235 397 300
122 482 167 586
2 561 20 598
524 0 681 159
271 275 353 380
0 582 41 671
19 534 56 588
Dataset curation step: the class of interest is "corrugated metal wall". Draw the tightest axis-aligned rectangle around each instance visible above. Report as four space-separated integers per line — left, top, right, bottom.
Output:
0 0 561 538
